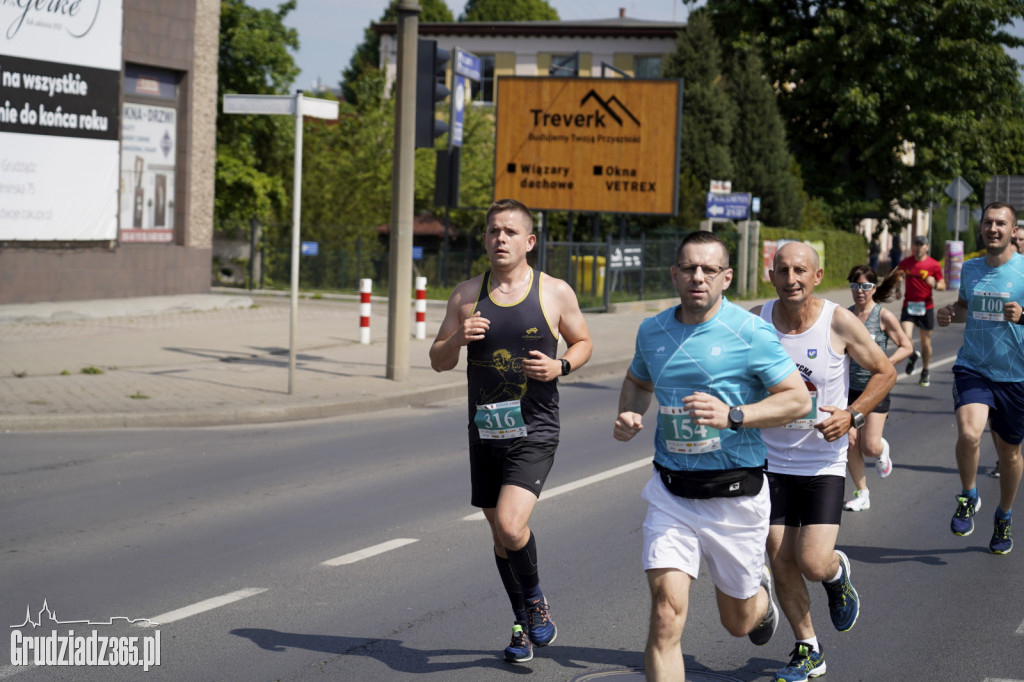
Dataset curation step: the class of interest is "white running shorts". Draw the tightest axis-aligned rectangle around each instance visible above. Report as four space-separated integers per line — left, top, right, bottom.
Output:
641 468 770 599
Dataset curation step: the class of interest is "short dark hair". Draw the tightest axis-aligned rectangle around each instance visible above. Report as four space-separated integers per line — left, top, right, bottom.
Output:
486 199 533 232
676 230 730 268
983 202 1018 225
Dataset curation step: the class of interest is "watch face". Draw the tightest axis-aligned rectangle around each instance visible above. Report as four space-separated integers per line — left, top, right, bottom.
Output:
729 407 743 425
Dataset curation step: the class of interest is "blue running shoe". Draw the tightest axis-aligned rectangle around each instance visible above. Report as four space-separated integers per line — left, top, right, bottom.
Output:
990 516 1013 555
526 597 557 647
503 622 532 662
951 494 981 536
748 564 778 646
775 643 826 681
822 549 859 632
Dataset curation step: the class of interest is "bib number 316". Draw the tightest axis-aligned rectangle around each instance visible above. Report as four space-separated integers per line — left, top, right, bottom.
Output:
475 401 527 439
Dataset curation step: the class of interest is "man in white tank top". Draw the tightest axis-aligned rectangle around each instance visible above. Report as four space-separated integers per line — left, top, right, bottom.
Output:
750 242 896 681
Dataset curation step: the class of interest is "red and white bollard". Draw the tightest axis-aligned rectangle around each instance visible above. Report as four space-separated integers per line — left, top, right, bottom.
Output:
359 278 372 344
415 276 427 340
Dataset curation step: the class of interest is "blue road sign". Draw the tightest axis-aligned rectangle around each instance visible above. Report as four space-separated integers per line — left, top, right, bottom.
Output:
301 241 319 256
451 74 467 147
455 50 482 81
705 192 751 220
412 246 424 261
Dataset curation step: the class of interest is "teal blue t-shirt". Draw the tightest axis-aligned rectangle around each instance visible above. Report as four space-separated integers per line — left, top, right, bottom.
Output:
629 298 798 472
955 253 1024 383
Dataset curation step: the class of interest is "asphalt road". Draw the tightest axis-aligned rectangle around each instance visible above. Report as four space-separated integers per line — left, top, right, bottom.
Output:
1 327 1022 681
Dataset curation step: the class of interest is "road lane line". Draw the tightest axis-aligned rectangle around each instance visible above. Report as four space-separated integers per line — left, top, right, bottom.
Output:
462 457 652 521
1017 616 1024 635
139 587 268 626
322 538 419 566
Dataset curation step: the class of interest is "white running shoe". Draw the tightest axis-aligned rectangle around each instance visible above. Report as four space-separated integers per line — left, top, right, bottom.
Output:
843 489 871 511
876 438 893 478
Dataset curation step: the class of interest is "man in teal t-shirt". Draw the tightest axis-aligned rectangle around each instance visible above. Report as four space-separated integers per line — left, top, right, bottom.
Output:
613 230 811 680
937 202 1024 555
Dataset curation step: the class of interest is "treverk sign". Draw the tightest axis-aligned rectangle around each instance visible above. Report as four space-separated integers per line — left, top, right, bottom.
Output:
494 77 681 214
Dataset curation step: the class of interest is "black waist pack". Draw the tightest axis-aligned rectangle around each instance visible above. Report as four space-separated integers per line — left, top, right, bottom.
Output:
654 462 765 499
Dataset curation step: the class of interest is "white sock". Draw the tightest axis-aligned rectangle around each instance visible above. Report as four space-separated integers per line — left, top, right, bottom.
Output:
829 559 843 583
798 637 820 653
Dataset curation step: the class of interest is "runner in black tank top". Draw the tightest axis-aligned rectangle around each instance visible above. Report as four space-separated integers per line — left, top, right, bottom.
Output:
466 269 559 445
429 199 592 664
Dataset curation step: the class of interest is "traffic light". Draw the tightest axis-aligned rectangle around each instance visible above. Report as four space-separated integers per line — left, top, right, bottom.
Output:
415 39 450 149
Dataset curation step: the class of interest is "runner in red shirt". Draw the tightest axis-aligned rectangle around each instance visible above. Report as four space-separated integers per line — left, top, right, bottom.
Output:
898 235 946 387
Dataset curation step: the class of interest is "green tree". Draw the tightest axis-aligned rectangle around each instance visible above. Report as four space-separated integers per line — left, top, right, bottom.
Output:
724 49 804 228
341 0 454 104
691 0 1024 229
662 10 737 226
216 0 300 232
460 0 559 22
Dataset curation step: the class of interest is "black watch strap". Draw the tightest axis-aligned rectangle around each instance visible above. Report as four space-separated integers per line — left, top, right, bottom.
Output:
560 358 571 376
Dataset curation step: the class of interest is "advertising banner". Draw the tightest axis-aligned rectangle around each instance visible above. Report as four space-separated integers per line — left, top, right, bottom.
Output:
494 77 682 214
119 104 176 243
945 240 964 290
0 1 123 241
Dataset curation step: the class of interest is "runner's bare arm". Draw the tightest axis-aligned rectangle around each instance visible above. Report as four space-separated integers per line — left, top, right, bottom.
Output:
880 308 914 366
429 278 486 372
724 370 811 429
524 275 593 382
817 308 896 440
937 297 969 326
614 370 653 442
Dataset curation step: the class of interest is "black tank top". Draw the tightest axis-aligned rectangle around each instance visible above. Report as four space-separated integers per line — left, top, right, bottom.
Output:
466 269 560 444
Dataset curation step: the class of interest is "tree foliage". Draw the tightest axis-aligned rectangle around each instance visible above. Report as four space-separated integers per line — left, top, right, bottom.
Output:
724 48 804 228
341 0 454 104
216 0 300 231
460 0 559 22
662 11 736 225
689 0 1024 229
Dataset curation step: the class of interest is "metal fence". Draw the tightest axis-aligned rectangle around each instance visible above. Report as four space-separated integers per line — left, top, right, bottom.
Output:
224 227 752 312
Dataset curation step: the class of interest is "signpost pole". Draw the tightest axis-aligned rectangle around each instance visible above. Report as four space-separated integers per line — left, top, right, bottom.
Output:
288 92 303 394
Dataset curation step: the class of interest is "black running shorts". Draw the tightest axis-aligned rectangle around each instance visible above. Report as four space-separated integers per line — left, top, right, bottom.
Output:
767 472 845 526
469 439 557 508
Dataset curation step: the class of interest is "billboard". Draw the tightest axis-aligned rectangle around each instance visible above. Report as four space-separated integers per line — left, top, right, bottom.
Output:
494 77 682 214
0 1 123 241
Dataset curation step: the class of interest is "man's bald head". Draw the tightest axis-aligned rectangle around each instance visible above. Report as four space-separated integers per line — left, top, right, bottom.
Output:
774 241 821 270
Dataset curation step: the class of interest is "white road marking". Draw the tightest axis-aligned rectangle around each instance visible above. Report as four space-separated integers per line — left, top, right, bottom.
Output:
1017 616 1024 635
462 457 652 521
322 538 419 566
139 587 268 626
981 678 1024 681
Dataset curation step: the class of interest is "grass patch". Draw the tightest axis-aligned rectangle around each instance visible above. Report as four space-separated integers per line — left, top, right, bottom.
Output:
129 391 150 400
80 366 104 375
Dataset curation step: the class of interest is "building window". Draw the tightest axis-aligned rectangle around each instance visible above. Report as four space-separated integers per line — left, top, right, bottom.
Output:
470 54 495 104
634 56 663 78
550 53 579 77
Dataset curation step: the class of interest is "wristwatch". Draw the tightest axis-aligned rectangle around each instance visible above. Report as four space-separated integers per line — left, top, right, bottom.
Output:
847 408 865 429
560 358 571 376
728 406 745 430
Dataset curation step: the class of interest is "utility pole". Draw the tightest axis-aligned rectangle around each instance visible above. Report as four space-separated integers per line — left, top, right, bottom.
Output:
387 1 421 381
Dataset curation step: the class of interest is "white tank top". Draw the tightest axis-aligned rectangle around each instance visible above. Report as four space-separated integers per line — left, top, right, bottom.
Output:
759 299 849 476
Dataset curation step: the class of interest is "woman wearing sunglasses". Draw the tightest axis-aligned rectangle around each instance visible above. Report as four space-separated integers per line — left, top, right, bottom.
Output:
842 265 914 511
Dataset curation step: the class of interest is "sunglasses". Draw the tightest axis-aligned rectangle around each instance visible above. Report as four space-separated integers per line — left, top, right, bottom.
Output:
849 282 876 291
